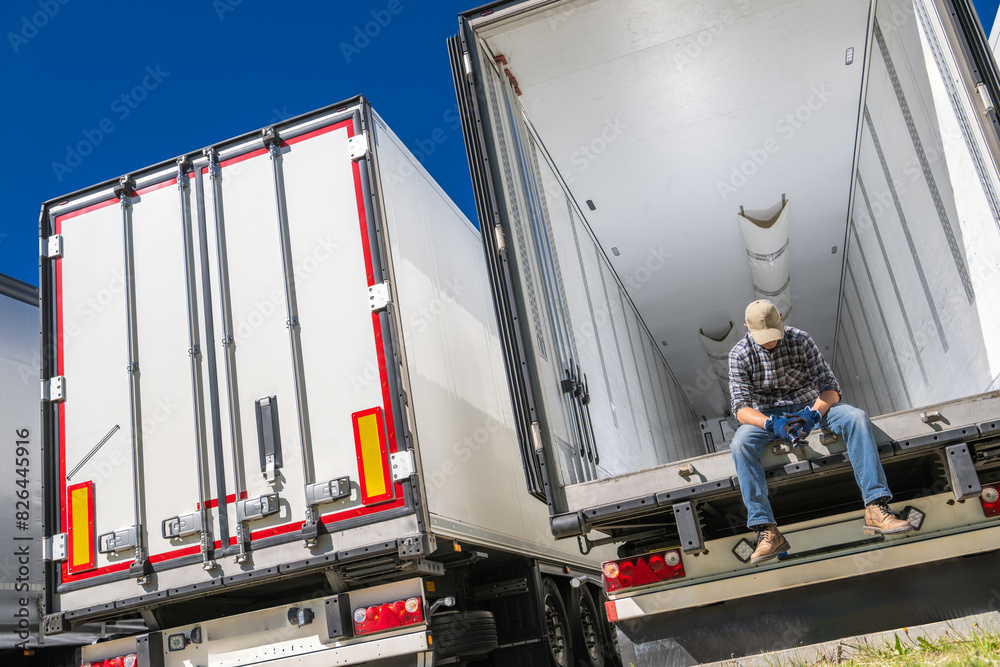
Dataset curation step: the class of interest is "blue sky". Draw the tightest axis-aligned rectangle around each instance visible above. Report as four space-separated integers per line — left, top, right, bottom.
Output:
2 1 999 289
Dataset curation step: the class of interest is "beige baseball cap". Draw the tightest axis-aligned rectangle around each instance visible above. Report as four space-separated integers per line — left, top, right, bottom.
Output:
745 299 784 345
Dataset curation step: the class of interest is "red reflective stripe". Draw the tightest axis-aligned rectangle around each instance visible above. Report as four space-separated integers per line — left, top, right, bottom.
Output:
606 600 618 623
220 146 268 169
197 491 248 510
134 178 176 196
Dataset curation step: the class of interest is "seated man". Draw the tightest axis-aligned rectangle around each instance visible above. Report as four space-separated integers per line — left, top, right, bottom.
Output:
728 299 912 565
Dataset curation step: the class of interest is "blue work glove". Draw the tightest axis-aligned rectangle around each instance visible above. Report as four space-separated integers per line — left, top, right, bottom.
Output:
788 408 822 436
764 415 799 444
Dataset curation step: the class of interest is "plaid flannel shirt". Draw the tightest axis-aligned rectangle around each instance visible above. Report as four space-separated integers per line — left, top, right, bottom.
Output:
728 326 841 415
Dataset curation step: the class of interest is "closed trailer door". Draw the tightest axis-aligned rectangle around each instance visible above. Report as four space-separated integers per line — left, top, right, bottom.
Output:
48 107 412 591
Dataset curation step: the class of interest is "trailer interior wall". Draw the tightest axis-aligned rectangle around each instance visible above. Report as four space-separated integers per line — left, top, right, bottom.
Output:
372 113 609 566
470 16 704 500
837 0 1000 416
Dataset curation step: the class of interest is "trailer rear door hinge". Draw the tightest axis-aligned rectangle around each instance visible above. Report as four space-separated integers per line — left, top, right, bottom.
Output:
42 377 66 403
41 235 63 259
162 512 203 539
369 281 391 312
43 534 67 562
390 451 415 481
236 494 280 522
349 133 370 161
977 83 995 113
530 421 543 452
305 477 351 506
494 225 506 253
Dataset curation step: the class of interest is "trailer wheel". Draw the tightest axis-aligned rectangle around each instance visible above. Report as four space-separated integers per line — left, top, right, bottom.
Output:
429 610 498 658
542 577 573 667
568 584 606 667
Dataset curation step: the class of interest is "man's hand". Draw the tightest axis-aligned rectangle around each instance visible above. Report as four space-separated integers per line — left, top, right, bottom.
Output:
764 415 800 444
789 408 822 436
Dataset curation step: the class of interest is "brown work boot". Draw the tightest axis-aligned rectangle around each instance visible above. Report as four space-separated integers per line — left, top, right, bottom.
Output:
750 525 790 564
863 498 914 535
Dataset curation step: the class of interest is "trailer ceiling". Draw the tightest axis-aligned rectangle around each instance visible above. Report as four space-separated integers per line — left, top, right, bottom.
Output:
470 0 872 419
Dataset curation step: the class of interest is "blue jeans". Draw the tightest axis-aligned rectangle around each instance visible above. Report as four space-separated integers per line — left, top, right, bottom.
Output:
729 402 891 528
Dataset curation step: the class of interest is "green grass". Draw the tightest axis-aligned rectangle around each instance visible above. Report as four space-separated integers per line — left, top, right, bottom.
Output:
779 625 1000 666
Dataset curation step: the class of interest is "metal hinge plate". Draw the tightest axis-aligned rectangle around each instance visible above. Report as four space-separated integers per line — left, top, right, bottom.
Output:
43 533 67 562
236 494 280 522
98 526 138 554
162 512 203 539
41 235 64 259
305 477 351 506
349 133 369 161
494 225 506 253
390 450 415 481
978 82 995 113
42 377 66 403
369 281 391 312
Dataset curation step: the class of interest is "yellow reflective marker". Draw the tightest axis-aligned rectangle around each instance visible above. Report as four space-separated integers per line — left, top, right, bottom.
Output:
353 407 392 504
67 481 95 573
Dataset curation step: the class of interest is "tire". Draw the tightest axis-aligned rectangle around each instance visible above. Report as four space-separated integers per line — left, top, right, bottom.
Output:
429 610 498 658
568 584 607 667
542 577 573 667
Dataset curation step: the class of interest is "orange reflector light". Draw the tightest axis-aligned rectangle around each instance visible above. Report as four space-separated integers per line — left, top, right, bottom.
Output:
602 550 685 592
353 597 423 635
67 481 95 573
353 407 393 504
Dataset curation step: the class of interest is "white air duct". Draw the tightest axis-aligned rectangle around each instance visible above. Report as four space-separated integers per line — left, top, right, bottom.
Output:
699 321 744 422
738 198 792 321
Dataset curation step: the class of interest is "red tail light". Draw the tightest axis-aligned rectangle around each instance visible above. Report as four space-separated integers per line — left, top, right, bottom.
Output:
981 486 999 517
602 550 684 592
353 597 424 635
82 653 136 667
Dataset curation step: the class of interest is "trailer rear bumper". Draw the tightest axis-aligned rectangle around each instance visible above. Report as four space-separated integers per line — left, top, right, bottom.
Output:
81 628 433 667
606 522 1000 622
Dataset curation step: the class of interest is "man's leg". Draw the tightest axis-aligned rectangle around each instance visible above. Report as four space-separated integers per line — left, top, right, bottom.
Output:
821 403 890 503
822 403 913 534
730 424 779 528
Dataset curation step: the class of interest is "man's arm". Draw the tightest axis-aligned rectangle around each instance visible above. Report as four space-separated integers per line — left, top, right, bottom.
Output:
737 406 769 428
729 342 765 426
802 334 841 412
810 389 840 417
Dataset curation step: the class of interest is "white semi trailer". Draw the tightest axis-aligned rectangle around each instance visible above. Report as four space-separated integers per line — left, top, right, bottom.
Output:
447 0 1000 663
38 98 620 666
